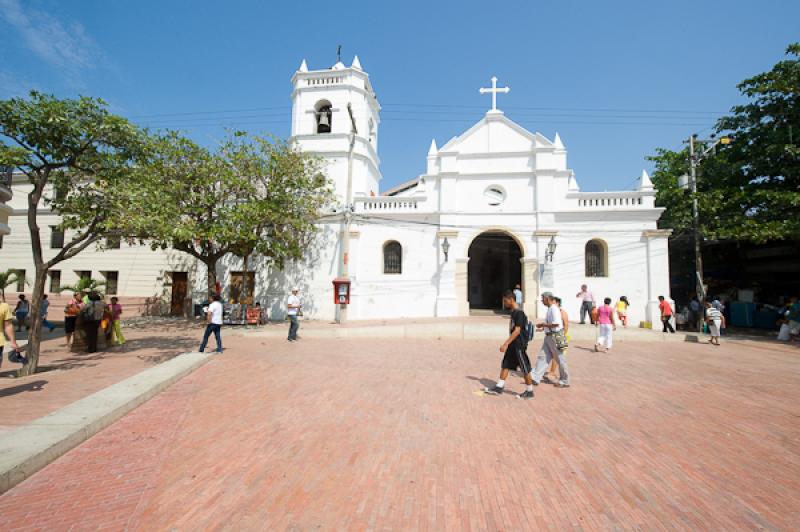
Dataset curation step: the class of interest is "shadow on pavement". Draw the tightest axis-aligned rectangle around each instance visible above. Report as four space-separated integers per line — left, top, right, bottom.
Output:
466 375 498 389
0 379 47 397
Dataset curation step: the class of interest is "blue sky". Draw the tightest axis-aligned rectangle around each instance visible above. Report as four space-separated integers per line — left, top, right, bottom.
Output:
1 0 797 192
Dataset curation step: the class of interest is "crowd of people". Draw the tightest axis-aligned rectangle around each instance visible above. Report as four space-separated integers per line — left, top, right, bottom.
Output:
481 282 742 398
62 292 126 353
4 291 126 356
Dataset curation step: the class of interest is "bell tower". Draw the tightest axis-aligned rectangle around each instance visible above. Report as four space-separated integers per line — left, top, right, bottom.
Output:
290 55 382 201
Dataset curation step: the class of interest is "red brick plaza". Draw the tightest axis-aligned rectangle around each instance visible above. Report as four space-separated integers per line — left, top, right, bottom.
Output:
1 334 798 530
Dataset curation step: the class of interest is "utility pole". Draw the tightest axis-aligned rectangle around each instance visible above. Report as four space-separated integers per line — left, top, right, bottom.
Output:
336 103 358 324
681 134 732 331
688 135 703 331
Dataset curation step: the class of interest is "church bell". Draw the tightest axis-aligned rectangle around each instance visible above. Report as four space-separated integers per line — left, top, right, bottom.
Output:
317 110 331 133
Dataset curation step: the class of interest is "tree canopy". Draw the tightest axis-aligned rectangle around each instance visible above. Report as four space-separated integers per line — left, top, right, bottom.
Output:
0 91 149 375
649 43 799 243
125 131 332 295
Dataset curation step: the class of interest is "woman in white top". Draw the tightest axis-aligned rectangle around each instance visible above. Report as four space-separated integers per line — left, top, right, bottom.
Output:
704 301 725 345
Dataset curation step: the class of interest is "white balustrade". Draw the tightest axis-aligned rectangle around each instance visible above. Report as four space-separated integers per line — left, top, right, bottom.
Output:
355 198 420 212
575 195 644 208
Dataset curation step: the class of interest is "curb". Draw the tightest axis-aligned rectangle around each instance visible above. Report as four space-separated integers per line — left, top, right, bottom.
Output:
0 351 213 494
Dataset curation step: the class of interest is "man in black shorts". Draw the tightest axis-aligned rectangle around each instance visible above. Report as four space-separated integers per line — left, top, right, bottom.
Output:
484 290 535 399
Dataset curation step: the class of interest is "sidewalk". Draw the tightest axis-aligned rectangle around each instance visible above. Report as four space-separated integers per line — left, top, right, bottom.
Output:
0 319 246 436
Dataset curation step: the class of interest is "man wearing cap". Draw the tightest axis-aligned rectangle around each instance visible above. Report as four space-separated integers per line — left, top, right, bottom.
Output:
531 291 570 388
287 287 302 342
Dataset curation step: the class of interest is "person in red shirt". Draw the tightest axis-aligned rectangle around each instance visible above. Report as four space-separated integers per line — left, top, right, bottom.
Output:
658 295 675 333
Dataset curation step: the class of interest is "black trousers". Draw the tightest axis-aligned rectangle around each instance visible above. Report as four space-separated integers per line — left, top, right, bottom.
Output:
662 317 675 333
84 320 100 353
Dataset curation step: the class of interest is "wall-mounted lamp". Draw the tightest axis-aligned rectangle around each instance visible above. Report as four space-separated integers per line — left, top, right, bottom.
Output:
442 237 450 262
546 236 557 263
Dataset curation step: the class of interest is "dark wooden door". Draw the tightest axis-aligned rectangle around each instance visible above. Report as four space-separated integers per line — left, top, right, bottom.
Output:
170 272 188 315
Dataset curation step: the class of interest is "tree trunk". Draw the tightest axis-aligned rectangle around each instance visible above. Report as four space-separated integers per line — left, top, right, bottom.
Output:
206 258 218 298
19 182 47 377
17 268 48 376
241 253 249 304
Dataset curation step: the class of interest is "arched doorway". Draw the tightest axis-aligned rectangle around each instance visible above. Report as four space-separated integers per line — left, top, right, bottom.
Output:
467 231 523 311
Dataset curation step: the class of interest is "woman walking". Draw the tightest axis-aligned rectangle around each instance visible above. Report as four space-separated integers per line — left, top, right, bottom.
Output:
14 294 29 332
595 297 616 352
616 296 629 327
705 301 725 345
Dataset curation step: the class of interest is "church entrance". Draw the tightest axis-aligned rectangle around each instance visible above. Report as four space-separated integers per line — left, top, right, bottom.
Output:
467 231 522 311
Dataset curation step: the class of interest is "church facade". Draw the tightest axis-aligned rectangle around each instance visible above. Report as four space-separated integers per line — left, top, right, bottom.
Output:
284 57 671 324
0 56 671 325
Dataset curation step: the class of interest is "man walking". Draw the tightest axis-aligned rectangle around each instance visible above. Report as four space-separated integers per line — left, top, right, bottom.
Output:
41 294 56 333
532 292 570 388
484 290 535 399
575 284 595 324
658 295 675 333
287 287 301 342
1 297 21 366
199 293 223 353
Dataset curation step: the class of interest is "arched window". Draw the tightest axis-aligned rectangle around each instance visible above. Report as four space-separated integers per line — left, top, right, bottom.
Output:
585 239 607 277
383 241 402 274
315 100 332 134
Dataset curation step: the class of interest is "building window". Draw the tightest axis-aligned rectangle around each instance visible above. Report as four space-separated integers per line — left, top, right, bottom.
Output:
50 226 65 248
13 269 25 292
383 241 402 274
107 236 121 249
230 271 256 303
103 271 119 295
315 100 332 134
585 239 607 277
49 270 61 293
484 185 506 206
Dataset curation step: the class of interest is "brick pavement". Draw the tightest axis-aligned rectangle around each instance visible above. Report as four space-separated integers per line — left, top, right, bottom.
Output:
0 320 249 435
0 335 798 530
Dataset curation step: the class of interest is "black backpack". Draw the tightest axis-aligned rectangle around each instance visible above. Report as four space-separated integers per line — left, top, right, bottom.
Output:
522 317 535 343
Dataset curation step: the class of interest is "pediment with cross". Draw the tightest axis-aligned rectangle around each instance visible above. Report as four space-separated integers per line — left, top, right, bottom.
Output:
437 76 560 155
438 111 559 155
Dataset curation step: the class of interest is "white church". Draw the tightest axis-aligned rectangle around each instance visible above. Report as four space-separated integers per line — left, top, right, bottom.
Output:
0 56 671 324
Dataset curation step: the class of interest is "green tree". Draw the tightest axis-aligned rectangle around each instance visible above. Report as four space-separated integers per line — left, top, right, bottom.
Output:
0 269 21 302
0 91 147 375
126 131 331 298
56 276 106 296
649 43 800 243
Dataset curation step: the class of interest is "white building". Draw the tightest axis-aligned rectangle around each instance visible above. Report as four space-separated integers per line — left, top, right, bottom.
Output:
0 167 11 243
0 56 671 324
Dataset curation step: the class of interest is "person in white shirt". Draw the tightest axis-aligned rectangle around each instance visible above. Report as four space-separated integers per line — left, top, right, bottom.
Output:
531 291 571 388
199 293 223 353
575 284 596 324
704 301 725 346
287 287 301 342
513 284 523 307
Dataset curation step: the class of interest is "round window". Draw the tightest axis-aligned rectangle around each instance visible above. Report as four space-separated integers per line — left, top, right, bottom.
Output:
484 186 506 206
